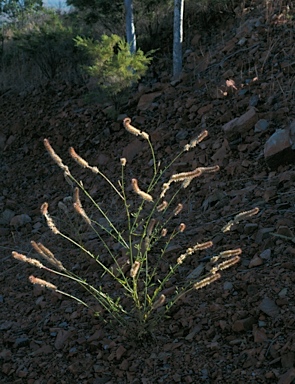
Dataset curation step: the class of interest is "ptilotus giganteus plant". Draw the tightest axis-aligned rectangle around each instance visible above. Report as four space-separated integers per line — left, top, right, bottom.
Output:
12 117 259 338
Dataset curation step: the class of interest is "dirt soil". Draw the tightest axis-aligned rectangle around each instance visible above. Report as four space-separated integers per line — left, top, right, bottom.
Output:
1 2 295 383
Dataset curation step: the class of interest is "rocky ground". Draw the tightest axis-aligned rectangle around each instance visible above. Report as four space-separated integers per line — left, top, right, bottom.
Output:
1 1 295 383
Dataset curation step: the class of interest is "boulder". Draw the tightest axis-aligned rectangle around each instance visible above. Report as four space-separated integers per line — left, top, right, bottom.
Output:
264 121 295 168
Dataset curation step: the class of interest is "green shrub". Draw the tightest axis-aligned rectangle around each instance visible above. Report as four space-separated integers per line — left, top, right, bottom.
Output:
74 34 154 108
13 11 78 79
12 118 259 339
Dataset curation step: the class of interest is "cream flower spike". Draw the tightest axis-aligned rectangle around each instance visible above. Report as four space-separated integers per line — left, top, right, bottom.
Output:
123 117 149 140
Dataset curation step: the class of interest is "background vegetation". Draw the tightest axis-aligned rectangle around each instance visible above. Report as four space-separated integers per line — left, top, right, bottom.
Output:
0 0 240 96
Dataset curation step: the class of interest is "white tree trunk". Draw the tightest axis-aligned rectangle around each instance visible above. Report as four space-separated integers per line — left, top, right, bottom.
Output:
124 0 136 54
173 0 184 78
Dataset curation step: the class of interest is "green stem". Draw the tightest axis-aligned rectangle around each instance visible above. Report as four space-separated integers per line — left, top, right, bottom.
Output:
94 167 124 200
70 173 128 248
56 230 133 294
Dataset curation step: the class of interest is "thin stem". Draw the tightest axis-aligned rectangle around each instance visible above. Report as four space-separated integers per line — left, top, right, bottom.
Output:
42 265 127 319
146 137 158 189
55 230 133 294
55 289 90 308
94 167 124 200
70 173 128 248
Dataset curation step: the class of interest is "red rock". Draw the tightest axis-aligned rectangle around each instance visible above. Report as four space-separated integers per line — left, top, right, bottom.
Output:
222 107 258 140
222 38 237 53
278 368 295 384
276 226 294 238
2 363 12 375
87 329 104 343
232 317 255 332
33 344 53 356
116 344 127 360
265 371 275 379
0 349 12 361
248 255 263 268
119 359 130 370
137 92 161 110
54 329 75 350
253 327 268 343
121 138 144 163
198 104 213 115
